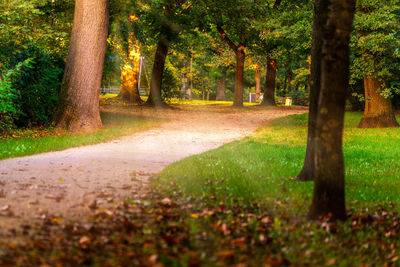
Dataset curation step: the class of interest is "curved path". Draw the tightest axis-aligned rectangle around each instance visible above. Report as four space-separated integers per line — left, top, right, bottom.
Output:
0 106 305 239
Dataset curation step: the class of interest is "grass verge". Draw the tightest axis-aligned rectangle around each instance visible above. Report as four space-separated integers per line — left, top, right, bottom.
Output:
0 111 163 160
156 112 400 212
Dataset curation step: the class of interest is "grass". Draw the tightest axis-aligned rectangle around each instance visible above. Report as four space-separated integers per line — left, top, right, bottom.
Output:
156 112 400 213
145 112 400 265
0 111 163 160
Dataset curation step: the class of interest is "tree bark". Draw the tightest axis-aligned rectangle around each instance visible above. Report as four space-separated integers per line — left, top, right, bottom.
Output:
53 0 109 132
233 46 245 107
261 59 277 106
358 77 399 128
308 0 356 221
296 0 328 181
120 38 143 104
145 38 169 107
216 68 227 101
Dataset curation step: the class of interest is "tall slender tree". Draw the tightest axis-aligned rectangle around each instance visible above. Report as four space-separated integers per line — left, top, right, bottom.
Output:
296 0 327 181
53 0 109 132
308 0 356 220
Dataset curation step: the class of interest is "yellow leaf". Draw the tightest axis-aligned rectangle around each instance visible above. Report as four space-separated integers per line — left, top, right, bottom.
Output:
190 213 199 219
58 177 64 182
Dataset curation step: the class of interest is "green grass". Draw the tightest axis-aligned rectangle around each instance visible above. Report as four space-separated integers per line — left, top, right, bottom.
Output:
156 112 400 213
0 111 163 160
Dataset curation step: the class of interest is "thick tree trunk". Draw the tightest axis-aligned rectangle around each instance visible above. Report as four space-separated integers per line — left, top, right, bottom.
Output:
255 64 261 101
296 0 328 181
358 77 399 128
261 59 277 106
216 68 227 101
120 38 143 104
53 0 109 132
145 38 169 107
233 46 245 107
308 0 355 221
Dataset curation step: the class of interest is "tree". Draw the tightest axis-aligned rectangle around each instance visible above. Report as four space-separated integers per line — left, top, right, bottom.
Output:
307 0 356 220
53 0 109 132
262 59 277 106
296 0 326 182
352 0 400 128
254 0 312 107
200 0 268 107
107 10 144 104
131 0 193 107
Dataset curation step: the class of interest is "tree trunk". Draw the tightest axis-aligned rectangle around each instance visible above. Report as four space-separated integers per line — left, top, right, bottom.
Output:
358 77 399 128
255 64 261 101
120 38 143 104
53 0 109 132
308 0 355 221
207 88 210 101
233 46 245 107
189 49 193 100
216 68 227 101
261 59 277 106
296 0 328 181
145 38 169 107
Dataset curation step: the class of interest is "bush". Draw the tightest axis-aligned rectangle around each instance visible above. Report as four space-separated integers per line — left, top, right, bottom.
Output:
0 59 33 131
0 45 64 130
161 61 181 100
289 90 309 106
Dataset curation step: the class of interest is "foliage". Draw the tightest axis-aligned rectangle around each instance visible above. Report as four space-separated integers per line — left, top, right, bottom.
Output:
0 0 73 62
161 60 181 100
1 45 65 130
0 59 33 131
350 0 400 97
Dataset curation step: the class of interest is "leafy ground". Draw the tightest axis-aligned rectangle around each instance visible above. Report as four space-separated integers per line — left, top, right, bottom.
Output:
1 112 400 266
0 111 162 160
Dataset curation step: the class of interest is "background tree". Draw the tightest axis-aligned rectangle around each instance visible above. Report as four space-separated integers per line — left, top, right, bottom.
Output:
255 0 312 107
351 0 400 128
53 0 109 132
199 0 269 107
133 0 193 107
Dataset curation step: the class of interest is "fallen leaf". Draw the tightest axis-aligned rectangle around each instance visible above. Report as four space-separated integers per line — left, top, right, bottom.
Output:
161 198 172 206
215 250 235 259
79 236 91 248
0 205 10 211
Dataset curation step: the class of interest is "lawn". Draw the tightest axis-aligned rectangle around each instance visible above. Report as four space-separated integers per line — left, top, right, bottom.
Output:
0 111 163 160
156 112 400 212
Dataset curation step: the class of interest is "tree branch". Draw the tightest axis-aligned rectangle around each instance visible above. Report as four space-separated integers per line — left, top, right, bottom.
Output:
216 25 238 52
273 0 282 8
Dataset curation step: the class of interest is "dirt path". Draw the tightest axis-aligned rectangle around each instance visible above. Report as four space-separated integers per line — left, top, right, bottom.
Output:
0 106 305 241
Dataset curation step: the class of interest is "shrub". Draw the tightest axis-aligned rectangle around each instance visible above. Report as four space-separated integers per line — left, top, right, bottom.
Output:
0 45 64 130
289 90 309 106
0 59 33 131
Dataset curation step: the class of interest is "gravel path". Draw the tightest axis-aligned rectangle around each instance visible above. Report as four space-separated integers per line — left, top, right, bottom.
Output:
0 106 305 240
